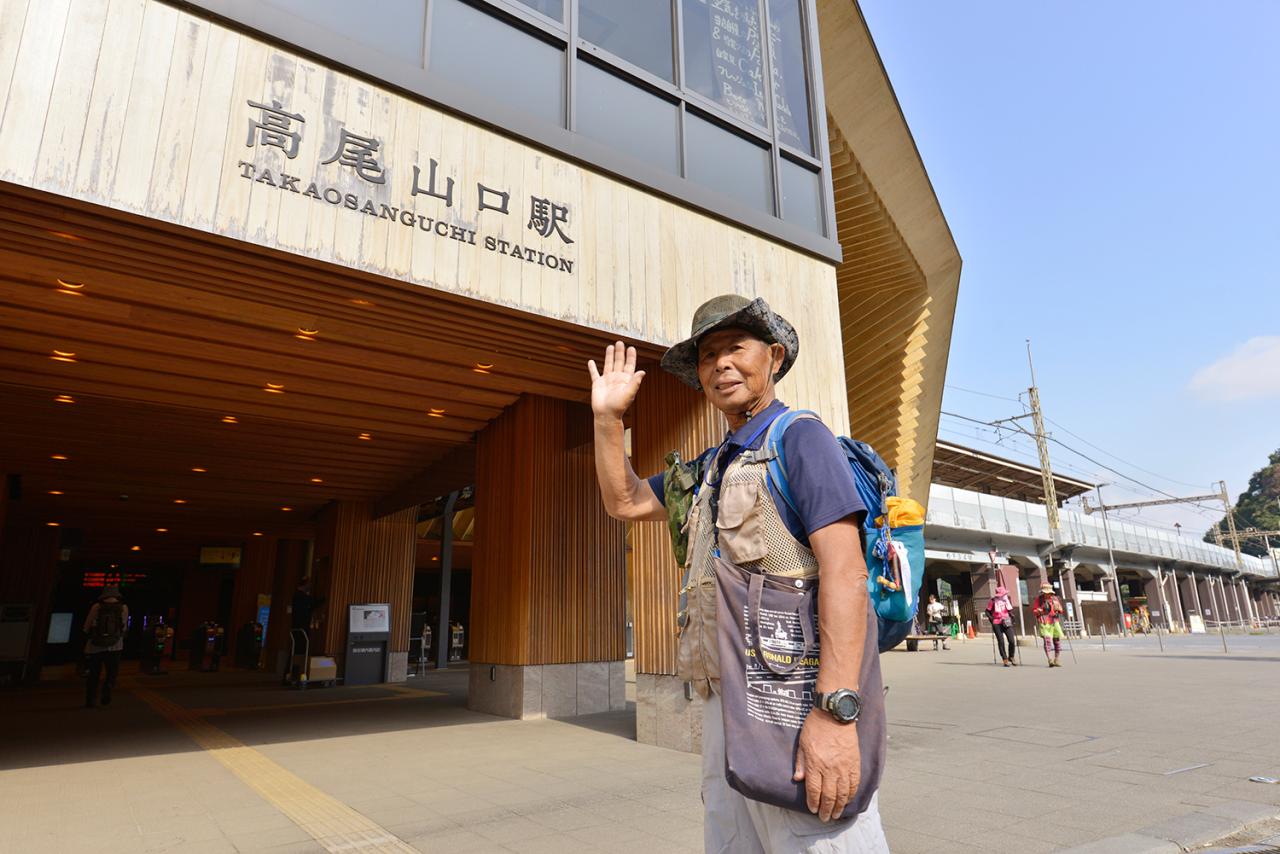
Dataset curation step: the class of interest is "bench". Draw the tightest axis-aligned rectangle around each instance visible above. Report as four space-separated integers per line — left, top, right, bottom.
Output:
903 634 950 652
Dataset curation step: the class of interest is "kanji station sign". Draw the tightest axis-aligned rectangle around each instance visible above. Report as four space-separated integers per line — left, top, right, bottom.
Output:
237 99 576 275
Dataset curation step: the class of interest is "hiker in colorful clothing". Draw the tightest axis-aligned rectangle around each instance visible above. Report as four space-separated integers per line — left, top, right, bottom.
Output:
985 585 1017 666
83 586 129 708
589 295 888 853
1033 583 1066 667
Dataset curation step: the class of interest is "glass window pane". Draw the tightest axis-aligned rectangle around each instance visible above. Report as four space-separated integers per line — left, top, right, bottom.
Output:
264 0 426 66
681 0 767 128
685 112 772 213
579 0 673 82
767 0 812 153
512 0 563 22
429 0 565 125
577 62 679 172
780 157 822 233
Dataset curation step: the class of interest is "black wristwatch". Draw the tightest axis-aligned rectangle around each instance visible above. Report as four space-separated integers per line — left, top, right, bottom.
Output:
813 689 862 724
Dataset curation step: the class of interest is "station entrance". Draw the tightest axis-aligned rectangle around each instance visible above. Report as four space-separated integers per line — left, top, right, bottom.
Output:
0 184 641 709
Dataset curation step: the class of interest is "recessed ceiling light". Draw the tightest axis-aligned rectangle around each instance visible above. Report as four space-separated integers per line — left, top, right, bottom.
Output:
280 506 293 512
350 298 374 307
155 528 168 533
357 432 372 440
55 278 85 296
222 415 238 424
252 532 264 537
310 477 323 483
173 499 188 505
48 490 64 495
130 545 141 552
428 408 446 418
191 467 207 473
48 230 81 241
50 350 77 363
54 394 75 404
295 327 319 341
46 521 60 527
473 363 494 374
431 556 439 562
263 382 285 394
50 454 68 461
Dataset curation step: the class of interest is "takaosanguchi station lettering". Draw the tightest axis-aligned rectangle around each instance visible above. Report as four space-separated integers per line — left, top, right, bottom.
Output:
239 99 577 275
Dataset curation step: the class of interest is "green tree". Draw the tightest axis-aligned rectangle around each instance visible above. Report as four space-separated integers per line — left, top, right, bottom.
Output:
1205 449 1280 557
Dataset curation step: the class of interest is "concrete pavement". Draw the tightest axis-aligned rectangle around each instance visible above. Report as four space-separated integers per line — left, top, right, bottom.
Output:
1 632 1278 852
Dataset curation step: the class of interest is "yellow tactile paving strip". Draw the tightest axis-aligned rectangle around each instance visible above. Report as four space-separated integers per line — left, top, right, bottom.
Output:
188 685 443 717
133 687 418 853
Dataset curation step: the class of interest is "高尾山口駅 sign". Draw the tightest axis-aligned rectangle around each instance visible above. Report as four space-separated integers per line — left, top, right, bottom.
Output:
238 99 576 275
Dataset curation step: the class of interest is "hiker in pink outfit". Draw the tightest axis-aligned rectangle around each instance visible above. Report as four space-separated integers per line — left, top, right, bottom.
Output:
985 586 1018 666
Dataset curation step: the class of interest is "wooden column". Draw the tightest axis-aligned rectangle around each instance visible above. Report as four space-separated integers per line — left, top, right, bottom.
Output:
629 370 723 677
0 523 61 682
264 538 309 672
313 502 417 679
227 537 277 662
471 395 626 666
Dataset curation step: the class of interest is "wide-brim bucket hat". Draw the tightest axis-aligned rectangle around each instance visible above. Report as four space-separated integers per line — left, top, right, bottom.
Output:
1039 583 1054 594
660 295 798 390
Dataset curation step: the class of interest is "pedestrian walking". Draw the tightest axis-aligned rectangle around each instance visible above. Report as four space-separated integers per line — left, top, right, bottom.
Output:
83 586 128 707
985 585 1018 667
589 295 889 852
1033 583 1066 667
925 594 950 650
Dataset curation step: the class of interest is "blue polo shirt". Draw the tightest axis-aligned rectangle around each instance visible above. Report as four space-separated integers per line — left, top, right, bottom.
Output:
646 400 865 545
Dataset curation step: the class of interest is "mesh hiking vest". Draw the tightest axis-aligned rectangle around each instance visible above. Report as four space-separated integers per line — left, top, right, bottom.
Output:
677 443 818 698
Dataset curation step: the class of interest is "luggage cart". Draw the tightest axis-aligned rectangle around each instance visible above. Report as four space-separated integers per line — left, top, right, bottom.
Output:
284 628 336 689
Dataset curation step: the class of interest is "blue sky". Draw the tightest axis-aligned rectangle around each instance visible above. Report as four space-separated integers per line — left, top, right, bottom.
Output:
857 0 1280 534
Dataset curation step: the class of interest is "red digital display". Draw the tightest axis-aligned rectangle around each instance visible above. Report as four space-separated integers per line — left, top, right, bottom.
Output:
82 571 147 588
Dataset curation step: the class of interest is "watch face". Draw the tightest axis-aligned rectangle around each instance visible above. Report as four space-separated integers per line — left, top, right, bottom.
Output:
835 694 859 721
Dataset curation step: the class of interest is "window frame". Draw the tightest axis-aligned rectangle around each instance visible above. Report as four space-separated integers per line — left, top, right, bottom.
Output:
167 0 839 257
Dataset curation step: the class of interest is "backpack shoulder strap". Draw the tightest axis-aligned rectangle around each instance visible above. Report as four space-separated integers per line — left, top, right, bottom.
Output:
763 409 819 516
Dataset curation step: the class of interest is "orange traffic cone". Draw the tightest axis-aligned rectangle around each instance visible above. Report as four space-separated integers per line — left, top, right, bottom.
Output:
966 622 977 639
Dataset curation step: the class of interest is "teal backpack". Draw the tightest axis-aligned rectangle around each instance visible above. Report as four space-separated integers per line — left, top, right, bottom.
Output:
763 411 926 652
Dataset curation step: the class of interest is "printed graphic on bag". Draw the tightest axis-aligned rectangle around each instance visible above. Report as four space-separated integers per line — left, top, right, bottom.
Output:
743 604 819 729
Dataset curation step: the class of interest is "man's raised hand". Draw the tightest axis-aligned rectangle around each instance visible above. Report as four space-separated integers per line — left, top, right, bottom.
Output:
588 341 646 420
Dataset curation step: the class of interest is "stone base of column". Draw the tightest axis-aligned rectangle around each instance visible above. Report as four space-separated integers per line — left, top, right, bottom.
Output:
468 661 626 719
635 673 704 754
387 651 408 683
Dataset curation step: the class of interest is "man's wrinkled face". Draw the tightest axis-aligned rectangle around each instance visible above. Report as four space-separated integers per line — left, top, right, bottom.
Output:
696 328 784 414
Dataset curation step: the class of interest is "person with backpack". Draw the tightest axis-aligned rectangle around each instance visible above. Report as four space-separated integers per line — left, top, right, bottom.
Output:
588 295 889 853
83 586 128 708
986 585 1018 666
1033 583 1067 667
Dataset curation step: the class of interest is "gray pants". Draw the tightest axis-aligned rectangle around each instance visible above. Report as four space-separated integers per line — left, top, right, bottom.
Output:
702 693 890 853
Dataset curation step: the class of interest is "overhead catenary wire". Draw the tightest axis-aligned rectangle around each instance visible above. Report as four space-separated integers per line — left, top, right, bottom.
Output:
939 410 1224 514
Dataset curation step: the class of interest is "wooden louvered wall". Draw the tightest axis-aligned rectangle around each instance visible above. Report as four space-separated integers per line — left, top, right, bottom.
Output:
630 370 725 676
314 501 417 662
827 120 956 504
263 538 309 665
470 394 626 666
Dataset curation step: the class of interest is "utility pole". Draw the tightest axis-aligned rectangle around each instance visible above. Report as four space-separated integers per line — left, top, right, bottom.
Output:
1025 341 1060 533
1219 481 1244 572
991 341 1060 533
1094 484 1129 635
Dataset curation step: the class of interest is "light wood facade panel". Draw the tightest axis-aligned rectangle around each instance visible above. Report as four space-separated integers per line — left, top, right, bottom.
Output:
0 0 851 434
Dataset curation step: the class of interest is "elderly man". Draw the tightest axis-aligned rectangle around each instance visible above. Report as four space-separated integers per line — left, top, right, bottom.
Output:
589 295 888 853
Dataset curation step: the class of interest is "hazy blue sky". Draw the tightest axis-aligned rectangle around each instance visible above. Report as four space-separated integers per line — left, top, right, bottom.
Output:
858 1 1280 534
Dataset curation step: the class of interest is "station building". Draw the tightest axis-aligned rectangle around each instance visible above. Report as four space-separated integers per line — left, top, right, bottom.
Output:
0 0 959 749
